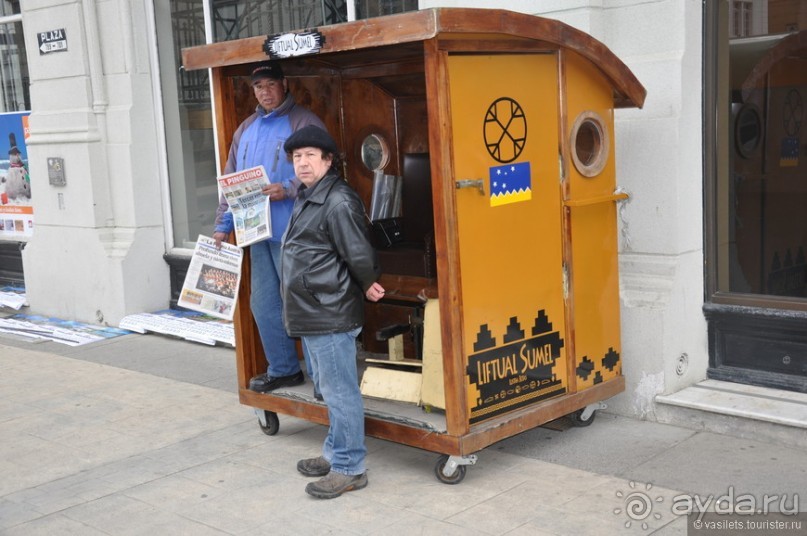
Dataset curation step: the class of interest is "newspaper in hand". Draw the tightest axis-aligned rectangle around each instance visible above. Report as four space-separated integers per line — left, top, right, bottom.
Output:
178 235 243 321
218 165 272 247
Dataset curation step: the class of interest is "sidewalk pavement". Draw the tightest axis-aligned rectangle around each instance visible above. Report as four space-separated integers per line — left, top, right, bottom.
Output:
1 331 806 535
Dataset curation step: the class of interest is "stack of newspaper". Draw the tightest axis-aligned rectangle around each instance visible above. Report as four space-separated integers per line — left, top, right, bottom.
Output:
0 314 130 346
119 309 234 347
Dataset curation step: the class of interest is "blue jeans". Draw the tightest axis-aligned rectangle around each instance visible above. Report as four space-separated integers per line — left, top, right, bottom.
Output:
302 327 366 476
250 240 305 378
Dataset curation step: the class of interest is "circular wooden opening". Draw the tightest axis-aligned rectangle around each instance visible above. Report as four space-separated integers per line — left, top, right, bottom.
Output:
734 103 762 159
570 111 609 177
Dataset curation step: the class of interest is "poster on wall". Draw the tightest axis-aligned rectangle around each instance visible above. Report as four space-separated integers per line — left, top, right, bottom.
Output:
0 111 32 239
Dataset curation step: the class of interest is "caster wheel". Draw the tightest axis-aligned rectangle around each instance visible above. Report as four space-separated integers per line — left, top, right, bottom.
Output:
259 411 279 436
434 455 466 485
569 408 596 427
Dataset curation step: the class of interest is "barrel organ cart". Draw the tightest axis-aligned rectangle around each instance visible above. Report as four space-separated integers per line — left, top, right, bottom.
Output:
182 8 646 484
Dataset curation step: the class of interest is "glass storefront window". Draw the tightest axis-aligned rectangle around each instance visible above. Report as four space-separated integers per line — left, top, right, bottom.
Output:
211 1 347 42
154 1 215 250
0 5 29 270
0 1 20 17
706 1 807 391
714 0 807 301
0 19 28 112
355 0 417 18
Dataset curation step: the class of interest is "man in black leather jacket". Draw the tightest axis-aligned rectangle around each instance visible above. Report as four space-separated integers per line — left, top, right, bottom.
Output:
280 125 385 499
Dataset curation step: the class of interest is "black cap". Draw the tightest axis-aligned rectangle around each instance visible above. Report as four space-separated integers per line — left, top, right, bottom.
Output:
284 125 339 155
250 61 284 82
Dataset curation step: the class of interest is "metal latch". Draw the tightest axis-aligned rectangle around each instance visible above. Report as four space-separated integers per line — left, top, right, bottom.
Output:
455 179 485 195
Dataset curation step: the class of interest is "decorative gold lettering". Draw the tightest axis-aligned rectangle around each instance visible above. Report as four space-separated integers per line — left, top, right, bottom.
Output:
476 352 519 385
520 343 554 373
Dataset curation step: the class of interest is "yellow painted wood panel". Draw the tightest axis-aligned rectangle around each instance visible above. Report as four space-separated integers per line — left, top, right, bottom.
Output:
448 53 568 424
564 51 622 389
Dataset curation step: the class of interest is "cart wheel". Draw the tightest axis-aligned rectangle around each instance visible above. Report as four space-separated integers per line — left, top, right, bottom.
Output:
258 411 280 436
434 455 466 485
569 408 596 427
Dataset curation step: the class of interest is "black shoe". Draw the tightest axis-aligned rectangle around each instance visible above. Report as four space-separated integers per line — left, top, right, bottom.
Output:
314 390 324 401
249 371 304 393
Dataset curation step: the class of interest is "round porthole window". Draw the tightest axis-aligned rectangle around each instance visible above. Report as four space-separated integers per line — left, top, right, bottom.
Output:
360 133 390 172
734 103 762 159
570 111 609 177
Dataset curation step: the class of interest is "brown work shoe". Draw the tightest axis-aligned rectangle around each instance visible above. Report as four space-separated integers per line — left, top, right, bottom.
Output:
297 456 331 477
305 471 368 499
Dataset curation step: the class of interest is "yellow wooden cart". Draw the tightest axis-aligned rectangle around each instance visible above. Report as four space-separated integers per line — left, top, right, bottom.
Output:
182 8 645 484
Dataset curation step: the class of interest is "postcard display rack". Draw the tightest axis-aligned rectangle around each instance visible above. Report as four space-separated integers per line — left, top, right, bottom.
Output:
183 8 645 484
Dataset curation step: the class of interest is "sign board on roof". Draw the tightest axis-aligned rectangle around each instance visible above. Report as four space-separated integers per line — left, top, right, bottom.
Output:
263 30 325 59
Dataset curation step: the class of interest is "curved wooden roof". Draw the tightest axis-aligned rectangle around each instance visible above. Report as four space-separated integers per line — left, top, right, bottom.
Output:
182 8 646 109
741 30 807 94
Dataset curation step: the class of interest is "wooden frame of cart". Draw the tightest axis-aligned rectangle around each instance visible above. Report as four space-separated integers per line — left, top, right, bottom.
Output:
182 8 645 483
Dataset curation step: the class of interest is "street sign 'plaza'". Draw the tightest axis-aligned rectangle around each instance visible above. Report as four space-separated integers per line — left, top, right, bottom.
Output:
38 29 67 55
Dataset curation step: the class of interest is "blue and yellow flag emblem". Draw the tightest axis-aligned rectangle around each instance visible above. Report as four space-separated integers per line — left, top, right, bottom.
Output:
489 162 531 207
780 138 799 167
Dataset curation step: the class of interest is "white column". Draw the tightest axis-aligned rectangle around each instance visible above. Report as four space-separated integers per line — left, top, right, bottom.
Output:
21 0 169 325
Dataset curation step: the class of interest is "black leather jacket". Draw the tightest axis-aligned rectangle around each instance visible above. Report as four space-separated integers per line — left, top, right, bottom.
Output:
280 172 380 336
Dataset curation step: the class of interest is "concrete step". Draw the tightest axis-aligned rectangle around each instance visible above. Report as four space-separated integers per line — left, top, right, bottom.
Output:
655 379 807 448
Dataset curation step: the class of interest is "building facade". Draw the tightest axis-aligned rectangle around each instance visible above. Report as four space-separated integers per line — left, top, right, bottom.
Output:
2 0 805 436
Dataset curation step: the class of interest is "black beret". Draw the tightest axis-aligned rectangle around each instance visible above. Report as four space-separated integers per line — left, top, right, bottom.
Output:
250 61 284 82
284 125 339 155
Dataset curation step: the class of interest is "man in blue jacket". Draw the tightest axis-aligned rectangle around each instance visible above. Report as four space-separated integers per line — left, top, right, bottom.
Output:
213 61 325 393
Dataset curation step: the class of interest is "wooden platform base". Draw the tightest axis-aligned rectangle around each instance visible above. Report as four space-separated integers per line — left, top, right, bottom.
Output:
240 375 624 456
